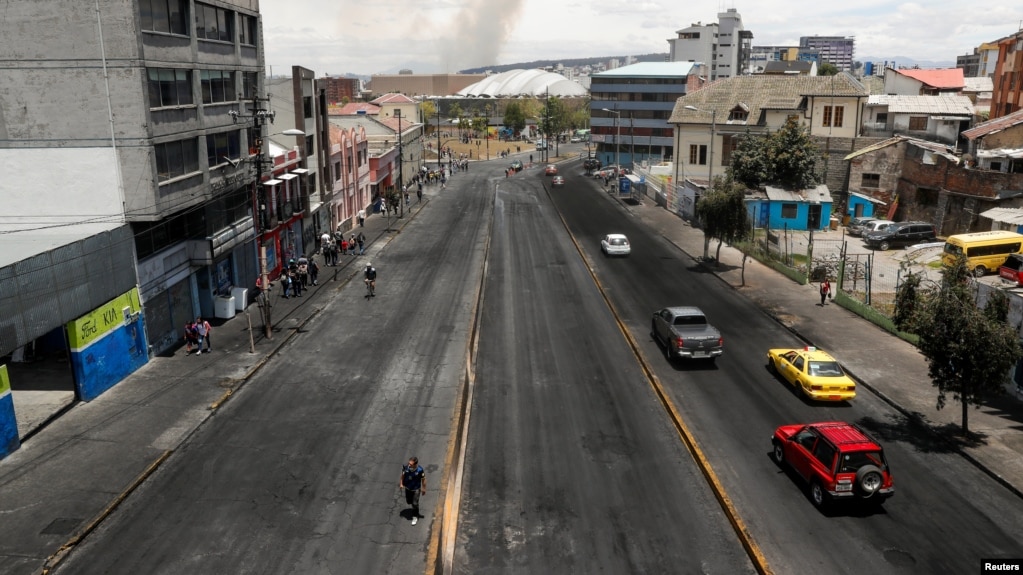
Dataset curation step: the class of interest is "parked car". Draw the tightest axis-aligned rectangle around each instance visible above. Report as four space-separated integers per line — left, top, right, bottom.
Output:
510 159 523 172
863 221 936 251
857 219 895 238
766 346 856 401
772 421 895 509
650 307 723 362
600 233 630 256
847 217 877 237
544 164 558 176
551 175 565 187
570 136 582 143
583 157 602 171
999 253 1023 286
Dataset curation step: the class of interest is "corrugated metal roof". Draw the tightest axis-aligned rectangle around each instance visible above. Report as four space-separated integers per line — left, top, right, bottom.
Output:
849 191 888 205
962 108 1023 140
844 136 905 160
865 94 973 115
980 207 1023 225
963 76 993 93
764 184 833 203
896 68 964 89
844 135 958 161
594 61 698 78
669 73 867 125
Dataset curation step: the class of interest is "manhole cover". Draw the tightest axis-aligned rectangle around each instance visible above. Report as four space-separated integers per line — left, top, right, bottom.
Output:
883 548 916 567
41 517 82 536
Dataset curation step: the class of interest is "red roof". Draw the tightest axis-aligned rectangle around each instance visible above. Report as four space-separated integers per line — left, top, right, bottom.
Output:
371 93 416 105
897 68 964 90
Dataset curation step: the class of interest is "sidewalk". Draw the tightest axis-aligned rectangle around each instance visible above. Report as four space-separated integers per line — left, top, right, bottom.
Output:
0 194 432 575
623 194 1023 499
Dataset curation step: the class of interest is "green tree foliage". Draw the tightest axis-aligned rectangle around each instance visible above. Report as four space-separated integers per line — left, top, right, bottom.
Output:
892 271 922 331
916 253 1023 435
695 177 752 264
449 103 464 137
503 101 527 133
727 119 821 190
818 62 840 76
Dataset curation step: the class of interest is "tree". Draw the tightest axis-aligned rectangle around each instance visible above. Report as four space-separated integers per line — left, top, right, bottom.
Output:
503 101 526 134
892 271 922 332
420 100 437 133
449 103 463 138
818 62 840 76
916 254 1023 435
727 119 821 190
695 177 752 274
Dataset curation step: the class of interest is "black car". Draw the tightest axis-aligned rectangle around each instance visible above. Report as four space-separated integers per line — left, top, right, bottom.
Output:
510 159 523 172
583 157 602 171
863 221 937 251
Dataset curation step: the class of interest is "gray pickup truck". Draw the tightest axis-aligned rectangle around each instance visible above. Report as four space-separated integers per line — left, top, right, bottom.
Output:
651 306 723 362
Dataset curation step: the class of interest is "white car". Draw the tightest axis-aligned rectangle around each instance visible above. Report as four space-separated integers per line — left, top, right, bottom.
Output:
601 234 631 256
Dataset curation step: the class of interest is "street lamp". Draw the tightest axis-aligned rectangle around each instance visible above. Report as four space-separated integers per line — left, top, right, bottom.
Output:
601 108 621 173
684 105 716 186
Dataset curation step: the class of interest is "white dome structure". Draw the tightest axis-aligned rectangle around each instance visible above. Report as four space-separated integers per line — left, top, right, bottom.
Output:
457 69 588 98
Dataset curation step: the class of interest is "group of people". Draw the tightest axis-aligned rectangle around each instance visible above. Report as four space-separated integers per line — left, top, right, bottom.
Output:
183 316 213 355
278 255 319 299
321 231 366 266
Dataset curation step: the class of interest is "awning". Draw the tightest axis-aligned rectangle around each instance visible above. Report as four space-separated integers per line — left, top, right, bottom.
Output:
262 179 282 186
290 168 310 175
278 173 298 181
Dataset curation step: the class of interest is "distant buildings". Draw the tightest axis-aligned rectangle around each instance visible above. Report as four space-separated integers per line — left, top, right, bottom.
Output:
799 36 855 71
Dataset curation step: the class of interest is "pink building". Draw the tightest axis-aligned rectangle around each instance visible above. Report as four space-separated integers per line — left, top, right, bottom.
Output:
327 124 371 232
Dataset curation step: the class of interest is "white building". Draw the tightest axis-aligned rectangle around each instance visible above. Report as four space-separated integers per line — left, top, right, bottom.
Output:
667 8 752 80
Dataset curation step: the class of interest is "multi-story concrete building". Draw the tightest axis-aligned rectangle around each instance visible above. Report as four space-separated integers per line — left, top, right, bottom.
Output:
0 1 296 436
590 62 706 168
991 30 1023 119
667 8 752 81
799 36 855 71
749 45 822 74
323 76 362 106
957 43 1001 78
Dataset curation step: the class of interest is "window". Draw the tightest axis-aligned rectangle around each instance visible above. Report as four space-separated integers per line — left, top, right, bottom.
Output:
728 109 747 122
781 203 797 218
876 112 888 125
206 131 240 167
689 144 707 165
147 68 193 108
141 0 188 35
155 138 200 182
241 72 258 100
908 116 927 131
822 105 844 127
238 14 257 45
304 96 314 119
195 2 233 42
861 173 880 188
720 135 737 167
201 70 236 104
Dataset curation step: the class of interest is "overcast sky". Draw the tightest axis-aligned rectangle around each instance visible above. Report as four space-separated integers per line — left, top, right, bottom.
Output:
260 0 1023 76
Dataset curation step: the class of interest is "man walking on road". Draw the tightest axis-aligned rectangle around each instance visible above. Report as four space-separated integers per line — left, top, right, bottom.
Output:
400 456 426 525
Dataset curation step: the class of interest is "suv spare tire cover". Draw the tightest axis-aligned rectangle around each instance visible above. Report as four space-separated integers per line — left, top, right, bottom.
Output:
856 464 883 496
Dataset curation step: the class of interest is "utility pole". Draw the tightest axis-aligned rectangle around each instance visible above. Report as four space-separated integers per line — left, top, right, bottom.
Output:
397 109 403 218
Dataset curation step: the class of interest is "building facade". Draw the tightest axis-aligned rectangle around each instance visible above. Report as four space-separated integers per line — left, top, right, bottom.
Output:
799 36 855 71
323 76 362 105
590 62 705 169
991 31 1023 119
667 8 752 81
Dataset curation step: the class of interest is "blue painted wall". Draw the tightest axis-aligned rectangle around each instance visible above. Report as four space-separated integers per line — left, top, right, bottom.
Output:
70 317 148 402
847 196 877 219
0 366 20 459
747 200 833 231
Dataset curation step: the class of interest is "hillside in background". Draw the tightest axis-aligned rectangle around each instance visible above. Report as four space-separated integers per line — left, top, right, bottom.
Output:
459 53 669 74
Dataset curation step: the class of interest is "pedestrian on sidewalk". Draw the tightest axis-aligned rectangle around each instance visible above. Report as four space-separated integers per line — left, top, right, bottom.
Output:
400 456 426 525
358 209 366 227
309 257 320 286
183 320 198 354
296 256 310 290
357 232 366 255
819 278 832 307
288 260 303 297
194 316 211 354
341 237 349 256
280 272 292 299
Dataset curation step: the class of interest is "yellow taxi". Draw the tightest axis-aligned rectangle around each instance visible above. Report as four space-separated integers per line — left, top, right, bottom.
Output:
766 346 856 401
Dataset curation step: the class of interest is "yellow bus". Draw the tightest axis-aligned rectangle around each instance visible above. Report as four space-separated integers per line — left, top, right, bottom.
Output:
941 230 1023 276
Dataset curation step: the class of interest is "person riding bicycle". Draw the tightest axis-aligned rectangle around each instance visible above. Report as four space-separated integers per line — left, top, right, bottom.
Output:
364 262 377 297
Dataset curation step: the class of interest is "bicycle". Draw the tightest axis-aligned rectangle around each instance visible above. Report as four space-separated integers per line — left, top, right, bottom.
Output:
365 278 376 297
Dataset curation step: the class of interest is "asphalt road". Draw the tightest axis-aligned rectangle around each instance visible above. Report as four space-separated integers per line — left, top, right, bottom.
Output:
453 167 755 573
549 157 1023 574
51 170 492 574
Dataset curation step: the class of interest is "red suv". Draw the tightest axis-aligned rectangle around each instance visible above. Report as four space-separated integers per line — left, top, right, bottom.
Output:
772 421 894 509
